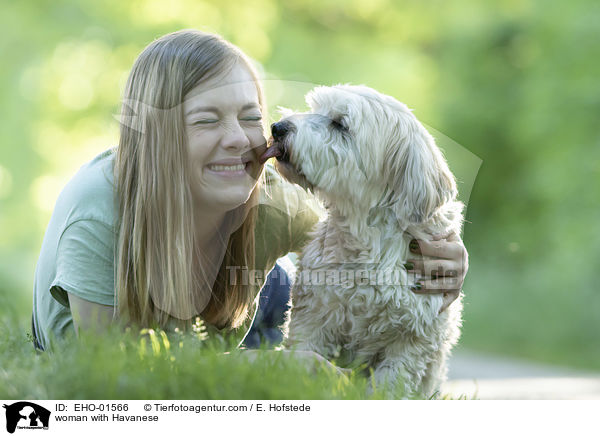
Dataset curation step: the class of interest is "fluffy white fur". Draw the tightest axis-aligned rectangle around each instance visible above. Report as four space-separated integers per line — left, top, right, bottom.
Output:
275 85 464 398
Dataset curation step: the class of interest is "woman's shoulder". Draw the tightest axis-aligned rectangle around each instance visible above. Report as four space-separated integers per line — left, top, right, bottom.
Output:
54 147 118 228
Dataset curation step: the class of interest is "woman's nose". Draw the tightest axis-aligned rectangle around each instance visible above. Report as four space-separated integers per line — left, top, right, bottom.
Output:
220 121 251 151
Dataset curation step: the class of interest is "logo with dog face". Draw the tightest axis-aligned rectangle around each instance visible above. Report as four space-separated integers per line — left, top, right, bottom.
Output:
2 402 50 433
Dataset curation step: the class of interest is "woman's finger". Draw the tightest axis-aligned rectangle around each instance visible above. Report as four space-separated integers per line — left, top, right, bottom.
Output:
405 259 459 278
409 238 464 260
432 230 462 242
431 230 453 241
411 276 462 293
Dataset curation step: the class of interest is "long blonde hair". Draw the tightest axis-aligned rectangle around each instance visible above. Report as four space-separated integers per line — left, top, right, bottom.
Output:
113 29 265 330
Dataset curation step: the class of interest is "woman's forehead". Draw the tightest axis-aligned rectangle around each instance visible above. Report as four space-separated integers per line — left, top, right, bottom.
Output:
184 64 259 112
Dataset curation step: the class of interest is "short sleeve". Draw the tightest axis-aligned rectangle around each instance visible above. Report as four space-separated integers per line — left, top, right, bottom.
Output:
49 219 116 308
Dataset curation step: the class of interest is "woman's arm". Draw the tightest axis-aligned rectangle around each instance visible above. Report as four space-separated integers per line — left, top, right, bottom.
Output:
67 292 115 335
407 231 469 313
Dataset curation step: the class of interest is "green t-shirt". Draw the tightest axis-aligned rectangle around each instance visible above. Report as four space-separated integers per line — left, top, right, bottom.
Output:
32 147 323 351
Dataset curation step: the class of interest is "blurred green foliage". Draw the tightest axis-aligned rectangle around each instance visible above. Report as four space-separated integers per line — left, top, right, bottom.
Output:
1 0 599 370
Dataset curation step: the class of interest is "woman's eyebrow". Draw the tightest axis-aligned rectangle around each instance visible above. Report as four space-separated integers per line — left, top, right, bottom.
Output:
186 106 219 116
240 103 260 111
185 103 260 117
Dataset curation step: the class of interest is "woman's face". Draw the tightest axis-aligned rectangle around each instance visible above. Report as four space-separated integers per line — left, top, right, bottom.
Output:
183 63 265 211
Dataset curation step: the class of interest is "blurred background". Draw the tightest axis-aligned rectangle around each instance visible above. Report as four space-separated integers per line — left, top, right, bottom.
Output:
1 0 598 376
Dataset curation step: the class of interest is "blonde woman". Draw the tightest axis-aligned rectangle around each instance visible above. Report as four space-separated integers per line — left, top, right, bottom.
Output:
31 30 468 356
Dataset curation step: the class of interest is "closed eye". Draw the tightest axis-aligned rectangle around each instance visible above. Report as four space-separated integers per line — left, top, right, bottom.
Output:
330 118 348 132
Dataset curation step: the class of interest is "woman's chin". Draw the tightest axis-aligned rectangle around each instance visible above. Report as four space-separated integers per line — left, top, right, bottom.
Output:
207 185 256 210
195 189 252 214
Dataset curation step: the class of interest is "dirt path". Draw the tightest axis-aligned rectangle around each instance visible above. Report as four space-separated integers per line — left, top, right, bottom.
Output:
444 349 600 399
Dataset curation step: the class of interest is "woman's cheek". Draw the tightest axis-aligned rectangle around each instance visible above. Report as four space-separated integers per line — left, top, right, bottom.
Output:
189 130 218 158
248 127 266 147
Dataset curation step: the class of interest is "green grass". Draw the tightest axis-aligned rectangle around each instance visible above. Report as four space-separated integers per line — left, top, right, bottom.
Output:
0 305 419 400
1 280 474 400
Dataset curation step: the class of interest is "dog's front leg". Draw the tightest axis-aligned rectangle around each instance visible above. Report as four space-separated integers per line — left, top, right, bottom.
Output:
284 321 333 357
370 341 431 399
283 310 342 361
370 363 413 399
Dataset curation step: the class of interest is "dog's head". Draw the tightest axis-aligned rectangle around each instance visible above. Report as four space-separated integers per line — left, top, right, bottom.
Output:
268 85 457 225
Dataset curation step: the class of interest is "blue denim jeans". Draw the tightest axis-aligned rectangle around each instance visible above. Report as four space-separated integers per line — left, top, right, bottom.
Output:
242 262 291 349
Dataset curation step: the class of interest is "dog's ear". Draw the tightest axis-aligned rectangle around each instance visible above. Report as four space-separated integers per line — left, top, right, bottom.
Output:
305 86 327 112
306 86 352 123
384 120 457 224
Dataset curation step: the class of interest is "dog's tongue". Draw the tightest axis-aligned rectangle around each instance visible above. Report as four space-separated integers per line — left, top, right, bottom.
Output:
259 145 282 165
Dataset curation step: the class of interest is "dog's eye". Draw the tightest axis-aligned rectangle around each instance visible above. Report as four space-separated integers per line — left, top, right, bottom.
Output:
330 119 348 132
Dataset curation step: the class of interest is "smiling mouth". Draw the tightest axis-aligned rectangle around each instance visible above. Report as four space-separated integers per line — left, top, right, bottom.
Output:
207 163 247 172
205 160 254 178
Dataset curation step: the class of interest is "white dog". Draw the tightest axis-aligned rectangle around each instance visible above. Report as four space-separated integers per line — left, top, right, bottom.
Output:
263 85 464 398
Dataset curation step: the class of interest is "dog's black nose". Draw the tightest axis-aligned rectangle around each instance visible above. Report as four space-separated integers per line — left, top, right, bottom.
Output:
271 121 291 140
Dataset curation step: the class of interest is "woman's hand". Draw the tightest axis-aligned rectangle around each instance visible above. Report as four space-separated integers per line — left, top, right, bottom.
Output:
406 231 469 313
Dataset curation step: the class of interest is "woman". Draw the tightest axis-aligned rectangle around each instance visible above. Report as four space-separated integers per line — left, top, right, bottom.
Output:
31 29 468 353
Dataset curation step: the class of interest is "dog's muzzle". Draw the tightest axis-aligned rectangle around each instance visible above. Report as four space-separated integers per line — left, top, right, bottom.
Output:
271 120 292 140
258 121 293 164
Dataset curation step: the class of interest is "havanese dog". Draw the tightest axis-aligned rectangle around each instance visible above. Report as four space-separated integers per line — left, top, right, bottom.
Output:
260 85 464 398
